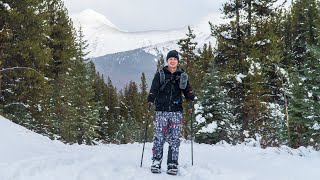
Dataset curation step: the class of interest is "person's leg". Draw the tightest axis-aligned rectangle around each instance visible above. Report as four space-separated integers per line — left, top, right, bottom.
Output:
152 111 168 162
167 111 183 165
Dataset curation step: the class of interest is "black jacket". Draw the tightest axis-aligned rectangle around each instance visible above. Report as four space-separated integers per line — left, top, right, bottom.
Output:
147 66 195 112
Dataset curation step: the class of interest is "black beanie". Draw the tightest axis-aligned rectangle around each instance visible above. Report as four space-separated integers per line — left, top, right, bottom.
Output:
166 50 179 61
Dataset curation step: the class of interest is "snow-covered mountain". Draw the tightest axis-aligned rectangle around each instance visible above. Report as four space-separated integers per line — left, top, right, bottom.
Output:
1 115 320 180
71 9 216 58
70 9 220 89
92 48 158 89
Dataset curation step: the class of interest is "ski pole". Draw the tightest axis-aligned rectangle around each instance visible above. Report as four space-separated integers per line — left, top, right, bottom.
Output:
140 103 151 168
189 100 194 166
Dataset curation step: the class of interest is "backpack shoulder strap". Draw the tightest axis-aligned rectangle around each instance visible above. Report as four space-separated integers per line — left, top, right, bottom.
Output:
159 69 165 85
179 72 188 89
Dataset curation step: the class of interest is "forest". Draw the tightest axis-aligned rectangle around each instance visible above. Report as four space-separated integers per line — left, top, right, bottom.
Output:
0 0 320 149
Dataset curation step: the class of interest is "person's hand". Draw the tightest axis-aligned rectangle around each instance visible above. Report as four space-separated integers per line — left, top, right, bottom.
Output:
147 102 152 111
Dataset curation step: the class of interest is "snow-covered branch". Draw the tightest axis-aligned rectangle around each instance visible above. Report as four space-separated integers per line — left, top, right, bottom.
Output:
0 67 48 80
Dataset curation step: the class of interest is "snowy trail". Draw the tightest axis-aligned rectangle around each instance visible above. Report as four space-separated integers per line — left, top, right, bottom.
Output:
1 143 320 180
1 117 320 180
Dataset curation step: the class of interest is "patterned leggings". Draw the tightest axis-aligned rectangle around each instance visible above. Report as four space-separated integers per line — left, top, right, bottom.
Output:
152 111 183 164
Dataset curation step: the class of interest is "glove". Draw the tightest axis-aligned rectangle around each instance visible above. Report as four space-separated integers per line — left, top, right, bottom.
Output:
147 93 155 103
147 102 152 111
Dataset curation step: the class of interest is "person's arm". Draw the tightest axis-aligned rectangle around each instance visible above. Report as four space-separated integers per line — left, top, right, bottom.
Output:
147 72 160 103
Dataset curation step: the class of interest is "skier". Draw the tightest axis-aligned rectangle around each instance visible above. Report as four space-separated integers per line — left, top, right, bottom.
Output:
147 50 195 175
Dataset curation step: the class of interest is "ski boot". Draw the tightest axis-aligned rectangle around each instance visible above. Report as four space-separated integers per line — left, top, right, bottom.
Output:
167 162 178 175
151 159 161 173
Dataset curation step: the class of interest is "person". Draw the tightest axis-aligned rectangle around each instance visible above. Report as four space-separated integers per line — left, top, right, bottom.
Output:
147 50 195 175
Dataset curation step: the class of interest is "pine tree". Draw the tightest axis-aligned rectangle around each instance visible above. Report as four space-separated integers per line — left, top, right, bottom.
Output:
139 72 153 141
0 1 10 114
157 54 165 70
308 45 320 149
245 14 286 147
212 0 285 145
195 64 239 144
178 26 198 77
195 43 214 95
45 0 78 138
212 0 249 141
1 0 53 135
286 0 320 148
290 0 319 70
288 68 310 148
198 43 214 75
117 89 129 143
74 26 100 144
124 81 141 142
105 76 120 143
178 26 198 139
93 74 109 142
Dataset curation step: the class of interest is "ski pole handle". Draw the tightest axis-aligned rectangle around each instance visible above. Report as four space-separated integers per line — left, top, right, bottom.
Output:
188 100 193 114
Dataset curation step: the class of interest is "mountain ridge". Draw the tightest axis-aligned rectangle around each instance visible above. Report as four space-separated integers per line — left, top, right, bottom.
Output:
70 9 216 58
70 9 218 89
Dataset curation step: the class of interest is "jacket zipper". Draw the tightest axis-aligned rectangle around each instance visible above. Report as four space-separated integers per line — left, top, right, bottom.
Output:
169 82 173 111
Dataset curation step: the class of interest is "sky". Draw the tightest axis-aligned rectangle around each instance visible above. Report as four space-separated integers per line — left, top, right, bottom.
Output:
1 115 320 180
62 0 228 32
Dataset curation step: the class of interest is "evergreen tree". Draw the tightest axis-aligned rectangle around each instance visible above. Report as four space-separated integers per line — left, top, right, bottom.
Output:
45 0 77 138
287 69 310 148
0 1 10 114
157 54 165 70
58 27 100 145
212 0 285 145
286 0 320 148
178 26 198 139
93 74 109 142
139 73 148 138
197 43 214 87
195 64 239 144
105 76 120 143
124 81 142 142
74 27 100 144
290 0 319 70
139 72 153 141
1 0 53 135
308 45 320 149
212 0 248 141
117 89 129 143
177 26 198 77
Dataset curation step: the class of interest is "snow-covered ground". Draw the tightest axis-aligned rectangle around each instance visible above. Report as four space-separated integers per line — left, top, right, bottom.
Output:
1 115 320 180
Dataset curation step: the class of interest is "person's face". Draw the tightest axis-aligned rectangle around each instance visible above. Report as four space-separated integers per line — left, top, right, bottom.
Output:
167 57 178 69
